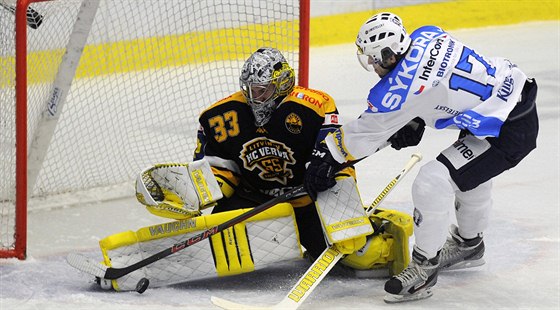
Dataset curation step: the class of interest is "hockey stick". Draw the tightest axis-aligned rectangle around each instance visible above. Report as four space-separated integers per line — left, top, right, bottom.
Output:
0 1 44 29
67 185 307 281
211 153 423 310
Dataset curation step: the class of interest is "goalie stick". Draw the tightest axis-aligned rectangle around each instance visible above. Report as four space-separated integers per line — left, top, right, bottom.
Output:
67 185 307 280
0 1 43 29
211 153 423 310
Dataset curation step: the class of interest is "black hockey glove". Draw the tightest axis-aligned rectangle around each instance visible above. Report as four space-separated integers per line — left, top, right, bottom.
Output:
304 142 341 200
388 117 426 150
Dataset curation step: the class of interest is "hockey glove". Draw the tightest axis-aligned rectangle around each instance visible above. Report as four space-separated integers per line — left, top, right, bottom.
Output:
388 117 426 150
304 142 341 200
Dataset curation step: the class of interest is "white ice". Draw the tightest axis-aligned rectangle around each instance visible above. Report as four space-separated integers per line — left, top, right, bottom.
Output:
1 21 559 310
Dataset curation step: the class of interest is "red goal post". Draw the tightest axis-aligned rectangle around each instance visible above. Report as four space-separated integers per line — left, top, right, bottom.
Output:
0 0 310 259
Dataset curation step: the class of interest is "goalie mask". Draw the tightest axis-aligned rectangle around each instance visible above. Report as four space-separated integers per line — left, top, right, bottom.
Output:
240 47 295 127
355 12 411 71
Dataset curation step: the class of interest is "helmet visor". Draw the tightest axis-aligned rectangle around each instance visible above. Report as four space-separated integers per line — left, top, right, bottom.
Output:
357 51 374 72
241 80 276 105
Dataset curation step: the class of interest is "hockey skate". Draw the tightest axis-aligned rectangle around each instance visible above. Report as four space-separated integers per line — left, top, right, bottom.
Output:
383 251 439 303
439 224 485 271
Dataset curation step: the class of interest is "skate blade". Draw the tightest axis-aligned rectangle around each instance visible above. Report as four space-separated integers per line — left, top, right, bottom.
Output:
383 288 433 303
441 258 485 271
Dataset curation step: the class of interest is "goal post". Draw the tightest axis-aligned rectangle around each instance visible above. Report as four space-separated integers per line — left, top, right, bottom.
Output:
0 0 310 259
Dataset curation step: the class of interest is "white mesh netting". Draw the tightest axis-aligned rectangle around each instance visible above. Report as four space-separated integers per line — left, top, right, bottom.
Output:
0 0 304 254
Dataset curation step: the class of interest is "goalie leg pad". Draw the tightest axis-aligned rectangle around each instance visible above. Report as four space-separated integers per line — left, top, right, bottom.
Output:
341 208 413 276
211 224 255 276
341 232 394 271
99 203 302 291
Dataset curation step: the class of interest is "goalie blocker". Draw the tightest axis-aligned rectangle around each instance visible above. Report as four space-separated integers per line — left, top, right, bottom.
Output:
93 206 411 291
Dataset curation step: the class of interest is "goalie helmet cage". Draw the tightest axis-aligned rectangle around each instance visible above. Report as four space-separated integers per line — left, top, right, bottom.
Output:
0 0 310 259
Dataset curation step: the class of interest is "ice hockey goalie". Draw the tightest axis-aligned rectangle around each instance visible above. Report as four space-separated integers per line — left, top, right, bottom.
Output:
91 159 412 291
71 156 412 291
96 207 411 291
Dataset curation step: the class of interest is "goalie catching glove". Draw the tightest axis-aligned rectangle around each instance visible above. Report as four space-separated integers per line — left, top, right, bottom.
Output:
136 158 223 219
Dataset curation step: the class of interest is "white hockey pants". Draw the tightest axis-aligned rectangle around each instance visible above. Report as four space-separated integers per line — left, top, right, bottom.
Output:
411 160 492 259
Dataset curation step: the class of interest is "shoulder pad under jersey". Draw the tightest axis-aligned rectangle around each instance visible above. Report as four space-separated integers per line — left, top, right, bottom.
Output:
199 91 246 116
284 86 337 116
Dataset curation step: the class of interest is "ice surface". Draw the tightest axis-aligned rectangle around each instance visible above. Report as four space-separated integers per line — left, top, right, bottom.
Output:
1 21 559 310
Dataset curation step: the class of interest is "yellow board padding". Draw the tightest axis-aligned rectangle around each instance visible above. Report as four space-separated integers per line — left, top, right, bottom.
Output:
99 202 294 253
0 20 299 86
2 0 556 87
310 0 560 47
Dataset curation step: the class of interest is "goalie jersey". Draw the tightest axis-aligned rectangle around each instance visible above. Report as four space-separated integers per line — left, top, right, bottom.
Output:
195 86 346 207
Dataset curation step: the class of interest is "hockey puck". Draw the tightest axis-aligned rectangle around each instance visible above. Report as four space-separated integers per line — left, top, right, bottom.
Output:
135 278 149 294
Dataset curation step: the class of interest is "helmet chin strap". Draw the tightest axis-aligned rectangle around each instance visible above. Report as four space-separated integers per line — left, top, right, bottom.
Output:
379 48 408 71
380 61 401 72
379 62 395 70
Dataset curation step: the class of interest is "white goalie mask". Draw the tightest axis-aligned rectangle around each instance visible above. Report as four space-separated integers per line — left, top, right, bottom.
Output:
355 12 411 71
240 47 295 127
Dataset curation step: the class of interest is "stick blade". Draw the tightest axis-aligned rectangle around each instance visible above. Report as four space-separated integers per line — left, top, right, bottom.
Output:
210 296 297 310
66 253 107 278
211 296 271 310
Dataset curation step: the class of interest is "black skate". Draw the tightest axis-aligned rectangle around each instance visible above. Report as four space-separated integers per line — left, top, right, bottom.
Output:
383 251 439 303
439 224 485 271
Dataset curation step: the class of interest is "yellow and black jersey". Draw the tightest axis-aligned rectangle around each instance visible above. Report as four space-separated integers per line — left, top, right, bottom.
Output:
194 86 344 206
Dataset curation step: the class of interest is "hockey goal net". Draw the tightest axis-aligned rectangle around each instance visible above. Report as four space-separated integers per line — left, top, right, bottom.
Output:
0 0 309 259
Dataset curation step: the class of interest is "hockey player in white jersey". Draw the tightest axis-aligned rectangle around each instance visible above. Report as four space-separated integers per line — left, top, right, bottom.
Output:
304 12 539 302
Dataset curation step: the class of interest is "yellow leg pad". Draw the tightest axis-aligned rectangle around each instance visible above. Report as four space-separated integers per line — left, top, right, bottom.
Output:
100 202 295 251
341 233 394 270
99 202 301 291
211 224 255 277
340 208 413 276
373 208 413 275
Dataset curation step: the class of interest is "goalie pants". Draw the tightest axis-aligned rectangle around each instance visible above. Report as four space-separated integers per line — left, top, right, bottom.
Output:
212 186 327 259
413 78 539 259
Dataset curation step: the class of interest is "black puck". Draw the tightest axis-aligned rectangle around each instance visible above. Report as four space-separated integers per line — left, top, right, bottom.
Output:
135 278 149 294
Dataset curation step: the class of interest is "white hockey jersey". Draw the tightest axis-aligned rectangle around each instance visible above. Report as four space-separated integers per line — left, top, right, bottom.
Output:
325 26 527 163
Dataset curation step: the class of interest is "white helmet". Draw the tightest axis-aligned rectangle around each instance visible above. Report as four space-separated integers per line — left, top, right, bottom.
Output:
355 12 411 71
240 47 295 126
